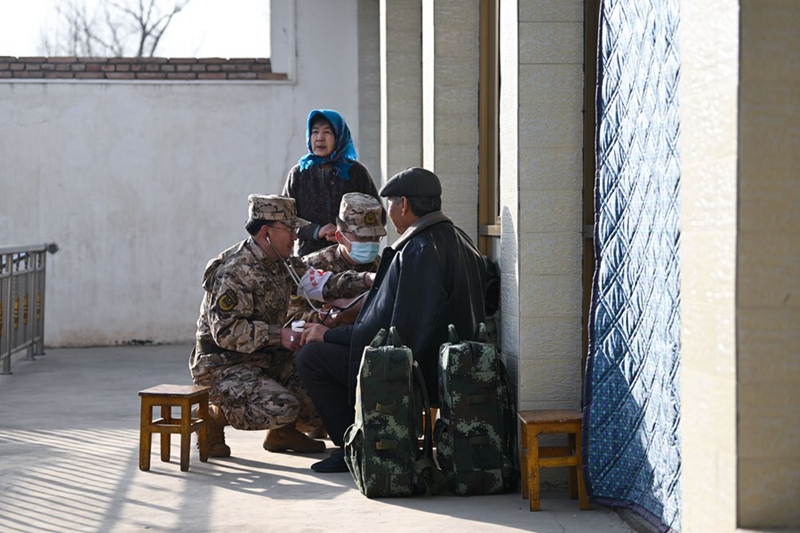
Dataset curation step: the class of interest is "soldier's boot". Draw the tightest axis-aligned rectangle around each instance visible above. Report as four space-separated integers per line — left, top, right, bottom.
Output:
307 426 328 440
205 404 231 458
263 423 326 454
296 420 328 440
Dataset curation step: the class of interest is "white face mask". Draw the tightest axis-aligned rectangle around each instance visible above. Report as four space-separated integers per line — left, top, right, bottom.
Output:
342 233 380 264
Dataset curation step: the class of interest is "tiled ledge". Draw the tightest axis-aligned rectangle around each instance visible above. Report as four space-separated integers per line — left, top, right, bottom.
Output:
0 57 287 81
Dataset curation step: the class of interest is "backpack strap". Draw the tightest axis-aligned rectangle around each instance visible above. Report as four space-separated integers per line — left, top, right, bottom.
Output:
412 361 432 458
411 361 452 496
447 324 459 343
475 322 489 343
370 328 387 347
389 326 404 347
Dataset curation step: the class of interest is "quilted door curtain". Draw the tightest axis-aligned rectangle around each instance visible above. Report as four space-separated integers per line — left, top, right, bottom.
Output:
583 0 682 531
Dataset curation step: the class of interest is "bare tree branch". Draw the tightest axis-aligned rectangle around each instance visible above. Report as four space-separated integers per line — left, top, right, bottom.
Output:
102 3 126 57
147 1 188 56
39 0 192 58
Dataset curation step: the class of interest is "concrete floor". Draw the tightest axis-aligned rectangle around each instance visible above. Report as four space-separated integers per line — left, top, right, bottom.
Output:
0 344 635 533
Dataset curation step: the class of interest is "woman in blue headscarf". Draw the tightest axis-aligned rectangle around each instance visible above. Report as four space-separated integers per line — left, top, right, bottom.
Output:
282 109 381 256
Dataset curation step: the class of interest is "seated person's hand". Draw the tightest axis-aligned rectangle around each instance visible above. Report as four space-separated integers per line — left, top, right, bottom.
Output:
319 306 344 327
319 296 365 326
301 323 329 344
323 297 353 310
318 223 337 243
365 272 375 288
281 326 303 352
319 299 343 327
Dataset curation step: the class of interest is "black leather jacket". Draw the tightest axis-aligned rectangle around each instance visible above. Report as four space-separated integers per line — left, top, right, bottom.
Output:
325 211 487 403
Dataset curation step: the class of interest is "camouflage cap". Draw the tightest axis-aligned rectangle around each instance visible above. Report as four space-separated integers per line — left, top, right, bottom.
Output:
247 194 310 228
337 192 387 238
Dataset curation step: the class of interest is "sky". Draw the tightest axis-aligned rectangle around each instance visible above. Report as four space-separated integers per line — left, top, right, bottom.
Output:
0 0 271 58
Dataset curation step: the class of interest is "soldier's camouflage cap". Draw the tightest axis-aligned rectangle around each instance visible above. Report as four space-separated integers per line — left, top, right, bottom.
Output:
247 194 310 228
337 192 387 238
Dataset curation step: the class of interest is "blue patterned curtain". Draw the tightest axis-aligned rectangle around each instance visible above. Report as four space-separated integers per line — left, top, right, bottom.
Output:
583 0 681 531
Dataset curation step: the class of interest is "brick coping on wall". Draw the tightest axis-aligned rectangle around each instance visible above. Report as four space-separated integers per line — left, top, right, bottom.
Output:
0 57 287 81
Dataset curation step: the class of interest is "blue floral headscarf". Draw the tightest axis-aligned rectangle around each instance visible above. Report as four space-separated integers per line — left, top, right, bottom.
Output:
298 109 358 181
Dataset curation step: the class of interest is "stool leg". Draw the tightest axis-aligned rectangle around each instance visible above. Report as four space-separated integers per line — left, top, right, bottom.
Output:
180 400 191 472
139 399 152 471
528 430 541 511
197 395 209 463
568 433 578 499
519 420 529 500
160 405 171 463
575 428 589 510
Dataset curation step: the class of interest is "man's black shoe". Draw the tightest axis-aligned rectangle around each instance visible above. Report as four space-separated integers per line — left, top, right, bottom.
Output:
310 448 348 473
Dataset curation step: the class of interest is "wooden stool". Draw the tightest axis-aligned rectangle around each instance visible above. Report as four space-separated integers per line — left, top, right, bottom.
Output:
518 409 589 511
139 384 210 472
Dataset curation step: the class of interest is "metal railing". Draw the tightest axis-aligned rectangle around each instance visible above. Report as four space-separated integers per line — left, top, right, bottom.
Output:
0 243 57 374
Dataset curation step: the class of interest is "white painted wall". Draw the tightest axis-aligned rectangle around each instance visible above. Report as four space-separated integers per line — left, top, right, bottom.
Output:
0 0 374 347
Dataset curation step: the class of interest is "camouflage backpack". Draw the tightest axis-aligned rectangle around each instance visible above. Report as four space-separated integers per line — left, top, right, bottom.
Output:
344 327 436 498
434 323 517 495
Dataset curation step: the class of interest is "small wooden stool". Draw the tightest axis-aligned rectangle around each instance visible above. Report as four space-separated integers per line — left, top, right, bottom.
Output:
518 409 589 511
139 384 210 472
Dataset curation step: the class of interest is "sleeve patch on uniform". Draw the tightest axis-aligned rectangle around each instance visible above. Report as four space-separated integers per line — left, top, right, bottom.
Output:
218 290 238 312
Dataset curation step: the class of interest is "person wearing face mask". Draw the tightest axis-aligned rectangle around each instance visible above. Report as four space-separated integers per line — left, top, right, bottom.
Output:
282 109 381 257
283 193 387 442
311 192 385 270
189 195 373 459
287 192 386 329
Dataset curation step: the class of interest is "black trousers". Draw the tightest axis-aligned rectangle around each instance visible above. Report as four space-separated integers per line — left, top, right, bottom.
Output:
295 342 354 448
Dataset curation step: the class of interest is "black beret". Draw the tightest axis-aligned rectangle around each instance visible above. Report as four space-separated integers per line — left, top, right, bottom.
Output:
379 167 442 198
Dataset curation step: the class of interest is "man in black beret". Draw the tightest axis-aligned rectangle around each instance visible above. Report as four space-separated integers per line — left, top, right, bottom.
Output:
378 166 443 197
295 167 487 473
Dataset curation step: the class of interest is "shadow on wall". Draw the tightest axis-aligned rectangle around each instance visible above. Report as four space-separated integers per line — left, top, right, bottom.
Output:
498 206 518 401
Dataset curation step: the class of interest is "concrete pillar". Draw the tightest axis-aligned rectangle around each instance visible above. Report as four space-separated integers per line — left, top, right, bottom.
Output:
421 0 481 241
358 0 382 184
680 0 739 530
736 1 800 526
380 0 422 243
501 0 585 413
269 0 295 79
380 0 423 183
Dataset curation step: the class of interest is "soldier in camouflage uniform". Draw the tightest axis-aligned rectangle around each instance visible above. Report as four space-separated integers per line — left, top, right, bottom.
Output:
288 192 386 326
190 194 372 458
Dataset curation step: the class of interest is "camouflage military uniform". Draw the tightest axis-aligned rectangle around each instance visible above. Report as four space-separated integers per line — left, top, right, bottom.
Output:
288 192 386 325
190 236 369 431
287 245 379 324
